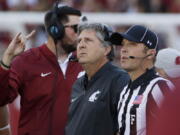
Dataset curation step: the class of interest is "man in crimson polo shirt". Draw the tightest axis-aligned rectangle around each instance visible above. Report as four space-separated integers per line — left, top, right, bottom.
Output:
0 3 83 135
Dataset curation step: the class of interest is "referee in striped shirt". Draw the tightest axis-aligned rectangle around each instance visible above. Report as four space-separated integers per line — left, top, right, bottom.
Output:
110 25 174 135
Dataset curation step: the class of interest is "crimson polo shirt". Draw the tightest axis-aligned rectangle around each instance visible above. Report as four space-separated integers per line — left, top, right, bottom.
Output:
0 44 83 135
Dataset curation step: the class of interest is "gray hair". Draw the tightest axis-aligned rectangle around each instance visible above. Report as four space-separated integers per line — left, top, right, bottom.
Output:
78 22 114 61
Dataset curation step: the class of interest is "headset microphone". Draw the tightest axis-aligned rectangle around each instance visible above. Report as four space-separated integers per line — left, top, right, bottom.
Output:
129 56 136 59
128 54 152 59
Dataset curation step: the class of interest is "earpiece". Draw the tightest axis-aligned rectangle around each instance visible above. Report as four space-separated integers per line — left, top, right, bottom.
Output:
128 54 153 59
47 18 65 41
103 24 113 42
45 3 81 42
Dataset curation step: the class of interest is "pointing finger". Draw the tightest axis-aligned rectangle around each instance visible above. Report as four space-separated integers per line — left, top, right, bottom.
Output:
13 32 21 41
25 30 36 40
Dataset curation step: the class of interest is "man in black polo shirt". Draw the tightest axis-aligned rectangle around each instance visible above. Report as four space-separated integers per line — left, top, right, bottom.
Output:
65 23 130 135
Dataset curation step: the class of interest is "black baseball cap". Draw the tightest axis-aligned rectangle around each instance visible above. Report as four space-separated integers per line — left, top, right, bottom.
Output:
110 25 158 49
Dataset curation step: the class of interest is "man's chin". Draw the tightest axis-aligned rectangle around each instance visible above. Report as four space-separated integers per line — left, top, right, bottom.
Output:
78 60 85 64
78 59 87 64
121 65 130 71
61 44 76 53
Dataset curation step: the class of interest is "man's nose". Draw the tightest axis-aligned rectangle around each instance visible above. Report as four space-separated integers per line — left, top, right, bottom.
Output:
78 40 86 49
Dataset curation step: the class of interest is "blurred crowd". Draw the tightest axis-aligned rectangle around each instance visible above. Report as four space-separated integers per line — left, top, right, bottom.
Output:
0 0 179 58
0 0 180 13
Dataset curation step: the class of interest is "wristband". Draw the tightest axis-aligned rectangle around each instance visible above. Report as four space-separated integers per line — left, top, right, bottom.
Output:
0 124 10 131
0 60 10 69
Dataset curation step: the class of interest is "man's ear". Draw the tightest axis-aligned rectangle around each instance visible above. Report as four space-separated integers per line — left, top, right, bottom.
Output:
105 46 111 56
147 49 156 59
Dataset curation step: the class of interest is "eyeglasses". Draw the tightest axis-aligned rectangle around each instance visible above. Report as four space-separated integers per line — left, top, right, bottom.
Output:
64 24 78 33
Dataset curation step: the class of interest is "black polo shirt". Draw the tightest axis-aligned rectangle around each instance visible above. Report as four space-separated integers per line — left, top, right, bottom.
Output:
65 62 130 135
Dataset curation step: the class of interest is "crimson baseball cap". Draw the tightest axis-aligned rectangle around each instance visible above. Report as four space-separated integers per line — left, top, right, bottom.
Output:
110 25 158 49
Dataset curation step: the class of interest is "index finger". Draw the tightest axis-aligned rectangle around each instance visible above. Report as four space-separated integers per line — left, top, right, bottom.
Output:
14 32 22 40
12 32 22 43
25 30 36 40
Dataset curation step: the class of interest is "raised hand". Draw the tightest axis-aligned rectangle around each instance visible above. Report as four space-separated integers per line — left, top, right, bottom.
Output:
1 30 35 69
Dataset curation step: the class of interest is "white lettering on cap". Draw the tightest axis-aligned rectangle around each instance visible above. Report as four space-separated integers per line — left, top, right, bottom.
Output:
147 40 152 46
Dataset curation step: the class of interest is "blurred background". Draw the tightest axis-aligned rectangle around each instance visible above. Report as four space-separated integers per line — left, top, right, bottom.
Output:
0 0 180 135
0 0 180 62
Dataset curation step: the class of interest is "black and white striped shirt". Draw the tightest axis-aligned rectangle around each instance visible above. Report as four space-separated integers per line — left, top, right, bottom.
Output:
117 68 173 135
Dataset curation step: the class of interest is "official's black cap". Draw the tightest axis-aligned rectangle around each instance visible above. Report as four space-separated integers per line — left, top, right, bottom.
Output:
110 25 158 49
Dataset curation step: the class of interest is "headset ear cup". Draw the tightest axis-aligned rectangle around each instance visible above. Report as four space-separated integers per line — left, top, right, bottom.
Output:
58 22 65 39
103 26 109 41
48 22 65 41
46 10 65 41
103 24 113 42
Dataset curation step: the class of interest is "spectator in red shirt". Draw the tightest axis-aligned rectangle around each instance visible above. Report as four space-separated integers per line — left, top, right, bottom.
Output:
148 82 180 135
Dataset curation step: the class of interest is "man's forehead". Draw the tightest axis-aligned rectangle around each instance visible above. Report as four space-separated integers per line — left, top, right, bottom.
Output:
123 39 139 45
78 30 96 39
65 15 80 25
122 39 134 44
79 29 96 36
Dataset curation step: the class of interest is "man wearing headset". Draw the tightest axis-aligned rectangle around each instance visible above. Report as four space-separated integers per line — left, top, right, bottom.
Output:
110 25 174 135
65 23 130 135
0 3 83 135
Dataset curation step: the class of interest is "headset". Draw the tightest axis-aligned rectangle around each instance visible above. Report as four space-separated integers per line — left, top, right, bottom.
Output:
102 24 115 61
128 54 153 59
103 24 113 43
46 6 65 41
46 2 82 42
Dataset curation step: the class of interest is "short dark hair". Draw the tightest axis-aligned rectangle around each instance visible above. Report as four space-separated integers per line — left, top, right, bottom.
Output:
44 3 81 30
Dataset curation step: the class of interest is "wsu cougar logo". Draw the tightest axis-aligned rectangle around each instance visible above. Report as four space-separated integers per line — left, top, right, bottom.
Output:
88 90 101 102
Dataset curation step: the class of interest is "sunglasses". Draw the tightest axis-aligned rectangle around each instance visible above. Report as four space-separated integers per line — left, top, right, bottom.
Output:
64 24 78 33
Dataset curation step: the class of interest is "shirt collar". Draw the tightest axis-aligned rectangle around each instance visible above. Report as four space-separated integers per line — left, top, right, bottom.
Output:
58 53 72 64
129 67 158 90
83 62 112 89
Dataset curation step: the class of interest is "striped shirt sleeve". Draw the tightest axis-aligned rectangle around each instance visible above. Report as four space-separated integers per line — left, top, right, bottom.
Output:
146 79 174 134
